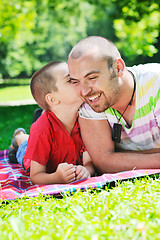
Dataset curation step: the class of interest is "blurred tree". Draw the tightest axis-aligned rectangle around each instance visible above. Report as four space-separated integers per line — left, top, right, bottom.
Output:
0 0 159 78
87 0 160 65
112 0 160 65
0 0 37 77
0 0 95 78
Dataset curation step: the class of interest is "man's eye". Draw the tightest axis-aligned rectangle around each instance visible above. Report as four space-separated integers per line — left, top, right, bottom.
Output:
89 76 97 80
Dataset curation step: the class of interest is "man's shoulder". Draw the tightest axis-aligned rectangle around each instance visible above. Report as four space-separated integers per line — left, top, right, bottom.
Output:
129 63 160 75
79 103 108 120
128 63 160 87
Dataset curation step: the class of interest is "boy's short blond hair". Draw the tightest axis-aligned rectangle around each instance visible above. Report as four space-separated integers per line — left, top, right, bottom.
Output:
30 61 64 110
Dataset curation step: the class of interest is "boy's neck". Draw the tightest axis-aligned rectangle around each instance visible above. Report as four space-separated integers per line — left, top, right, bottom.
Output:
50 105 79 134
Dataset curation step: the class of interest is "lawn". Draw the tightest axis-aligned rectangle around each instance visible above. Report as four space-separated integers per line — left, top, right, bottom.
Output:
1 177 160 239
0 79 33 103
0 80 36 149
0 105 38 150
0 85 33 102
0 84 160 239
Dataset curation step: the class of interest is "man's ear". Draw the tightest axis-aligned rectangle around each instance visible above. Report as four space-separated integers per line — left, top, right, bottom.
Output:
45 93 60 106
113 58 125 77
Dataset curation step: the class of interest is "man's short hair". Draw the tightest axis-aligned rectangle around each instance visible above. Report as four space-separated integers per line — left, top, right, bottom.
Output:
30 61 64 110
69 36 121 68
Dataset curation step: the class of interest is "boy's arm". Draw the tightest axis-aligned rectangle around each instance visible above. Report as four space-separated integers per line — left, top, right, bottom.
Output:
30 161 76 185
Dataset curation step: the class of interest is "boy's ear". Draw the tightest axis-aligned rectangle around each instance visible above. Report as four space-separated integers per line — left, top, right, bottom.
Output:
45 93 60 106
113 58 125 77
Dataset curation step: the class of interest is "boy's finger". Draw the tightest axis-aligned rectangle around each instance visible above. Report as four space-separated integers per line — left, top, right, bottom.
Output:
75 165 82 175
76 169 89 180
76 171 85 180
66 168 76 176
67 173 76 183
61 164 74 171
68 164 74 168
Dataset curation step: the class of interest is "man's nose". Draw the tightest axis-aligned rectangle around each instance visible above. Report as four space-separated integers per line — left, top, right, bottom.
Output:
81 82 92 96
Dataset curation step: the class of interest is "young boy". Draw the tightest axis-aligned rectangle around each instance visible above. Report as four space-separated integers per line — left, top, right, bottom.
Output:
8 61 95 185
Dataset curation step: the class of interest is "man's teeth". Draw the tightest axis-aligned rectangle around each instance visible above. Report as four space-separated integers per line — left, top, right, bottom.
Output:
88 94 101 101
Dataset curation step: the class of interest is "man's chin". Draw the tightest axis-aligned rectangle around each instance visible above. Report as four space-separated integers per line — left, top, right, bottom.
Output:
87 103 107 113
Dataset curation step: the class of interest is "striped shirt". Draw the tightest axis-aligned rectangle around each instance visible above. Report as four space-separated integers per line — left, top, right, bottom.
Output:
79 63 160 151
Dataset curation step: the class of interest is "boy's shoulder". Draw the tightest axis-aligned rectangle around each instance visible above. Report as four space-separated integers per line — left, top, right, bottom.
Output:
31 111 57 133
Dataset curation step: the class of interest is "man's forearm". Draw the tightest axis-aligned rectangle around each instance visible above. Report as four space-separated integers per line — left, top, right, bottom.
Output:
94 152 160 174
84 162 95 176
79 118 160 174
118 148 160 154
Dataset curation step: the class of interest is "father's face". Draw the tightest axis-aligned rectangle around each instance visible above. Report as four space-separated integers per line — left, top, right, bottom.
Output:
68 52 121 113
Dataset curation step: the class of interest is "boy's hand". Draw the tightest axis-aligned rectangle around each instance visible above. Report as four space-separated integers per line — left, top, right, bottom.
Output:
75 165 91 180
56 163 76 184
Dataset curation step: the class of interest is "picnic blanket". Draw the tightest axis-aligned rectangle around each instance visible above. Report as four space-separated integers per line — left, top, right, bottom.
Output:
0 149 160 201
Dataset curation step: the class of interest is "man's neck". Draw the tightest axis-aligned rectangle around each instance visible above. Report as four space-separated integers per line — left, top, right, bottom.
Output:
114 69 136 113
112 69 136 126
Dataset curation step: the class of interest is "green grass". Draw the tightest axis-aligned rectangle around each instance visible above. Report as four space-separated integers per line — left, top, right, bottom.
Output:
1 178 160 239
0 80 37 149
0 105 38 150
0 85 33 102
0 85 160 239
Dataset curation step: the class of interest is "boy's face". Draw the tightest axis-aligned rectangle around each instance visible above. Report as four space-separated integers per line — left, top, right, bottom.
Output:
54 63 83 107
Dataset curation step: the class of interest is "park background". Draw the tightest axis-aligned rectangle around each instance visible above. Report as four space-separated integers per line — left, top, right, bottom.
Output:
0 0 159 105
1 0 160 147
0 0 160 80
0 1 160 239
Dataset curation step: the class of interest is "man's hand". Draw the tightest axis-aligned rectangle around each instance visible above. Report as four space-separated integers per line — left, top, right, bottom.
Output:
56 163 76 184
75 165 91 180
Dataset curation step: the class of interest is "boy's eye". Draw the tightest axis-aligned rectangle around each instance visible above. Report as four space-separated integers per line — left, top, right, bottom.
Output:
68 79 79 84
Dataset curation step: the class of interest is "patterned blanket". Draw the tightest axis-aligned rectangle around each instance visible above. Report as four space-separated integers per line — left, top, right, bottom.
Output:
0 150 160 201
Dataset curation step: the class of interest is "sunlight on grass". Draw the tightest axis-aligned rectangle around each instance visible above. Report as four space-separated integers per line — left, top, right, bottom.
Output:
0 86 33 102
0 178 160 239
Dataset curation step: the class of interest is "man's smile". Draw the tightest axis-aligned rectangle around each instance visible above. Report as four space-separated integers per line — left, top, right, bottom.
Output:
83 93 102 104
88 93 101 101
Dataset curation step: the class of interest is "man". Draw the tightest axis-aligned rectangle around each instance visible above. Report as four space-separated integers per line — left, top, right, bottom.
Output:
68 36 160 174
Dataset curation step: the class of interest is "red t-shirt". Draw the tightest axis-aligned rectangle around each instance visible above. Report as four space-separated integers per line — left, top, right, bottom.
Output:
23 111 84 173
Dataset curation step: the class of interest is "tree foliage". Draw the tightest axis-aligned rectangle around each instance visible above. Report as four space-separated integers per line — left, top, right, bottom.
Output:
0 0 37 77
0 0 159 78
112 0 160 64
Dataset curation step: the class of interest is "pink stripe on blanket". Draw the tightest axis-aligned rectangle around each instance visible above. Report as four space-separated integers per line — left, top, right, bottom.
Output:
0 150 160 200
